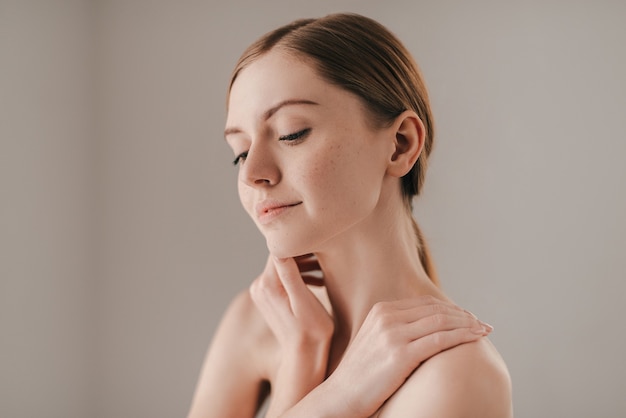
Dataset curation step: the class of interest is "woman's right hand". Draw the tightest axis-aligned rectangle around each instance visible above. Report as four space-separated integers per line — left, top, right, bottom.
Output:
249 253 333 352
249 254 334 417
286 296 492 418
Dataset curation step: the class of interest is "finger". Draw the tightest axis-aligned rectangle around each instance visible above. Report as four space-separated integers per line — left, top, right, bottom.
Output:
249 260 289 310
464 309 478 319
408 327 489 363
249 269 301 338
392 303 474 324
252 262 285 298
382 296 465 313
272 256 310 300
406 314 491 342
249 270 287 310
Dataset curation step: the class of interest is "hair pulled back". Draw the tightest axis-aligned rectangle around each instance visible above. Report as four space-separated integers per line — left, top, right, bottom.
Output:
228 13 438 284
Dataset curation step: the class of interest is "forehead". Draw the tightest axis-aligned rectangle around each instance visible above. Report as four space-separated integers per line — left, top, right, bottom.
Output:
226 50 340 127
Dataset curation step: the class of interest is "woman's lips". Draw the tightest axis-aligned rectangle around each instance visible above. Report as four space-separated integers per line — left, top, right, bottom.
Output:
255 200 302 225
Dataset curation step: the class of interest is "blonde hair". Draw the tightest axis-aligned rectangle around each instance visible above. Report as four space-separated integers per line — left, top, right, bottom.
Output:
229 13 438 285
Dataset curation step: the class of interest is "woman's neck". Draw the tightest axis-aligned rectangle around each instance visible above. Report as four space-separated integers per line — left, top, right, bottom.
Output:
313 195 444 345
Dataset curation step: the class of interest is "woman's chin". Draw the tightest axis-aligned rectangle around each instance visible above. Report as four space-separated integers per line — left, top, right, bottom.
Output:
265 238 310 259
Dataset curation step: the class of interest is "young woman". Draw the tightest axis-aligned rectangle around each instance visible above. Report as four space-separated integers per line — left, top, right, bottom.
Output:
188 13 512 418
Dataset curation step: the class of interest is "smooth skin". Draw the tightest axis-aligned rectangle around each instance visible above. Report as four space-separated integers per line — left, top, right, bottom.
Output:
188 50 512 417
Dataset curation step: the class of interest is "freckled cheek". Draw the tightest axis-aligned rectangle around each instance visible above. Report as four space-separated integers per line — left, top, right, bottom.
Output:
298 166 324 197
307 154 352 203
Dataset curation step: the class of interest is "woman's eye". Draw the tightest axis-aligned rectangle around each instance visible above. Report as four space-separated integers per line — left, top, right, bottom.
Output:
232 129 310 166
279 128 311 142
232 151 248 166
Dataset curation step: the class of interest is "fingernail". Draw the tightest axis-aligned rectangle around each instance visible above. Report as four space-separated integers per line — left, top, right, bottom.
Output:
479 321 494 332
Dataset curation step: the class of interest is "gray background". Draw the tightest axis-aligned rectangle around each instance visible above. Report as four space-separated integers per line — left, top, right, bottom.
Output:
1 0 625 417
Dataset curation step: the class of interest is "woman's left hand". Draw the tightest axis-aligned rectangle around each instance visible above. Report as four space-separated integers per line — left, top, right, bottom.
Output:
249 254 334 417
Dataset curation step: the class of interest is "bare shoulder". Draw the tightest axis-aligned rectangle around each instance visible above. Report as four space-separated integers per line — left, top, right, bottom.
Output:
222 289 264 331
378 338 513 418
215 289 279 378
187 290 278 417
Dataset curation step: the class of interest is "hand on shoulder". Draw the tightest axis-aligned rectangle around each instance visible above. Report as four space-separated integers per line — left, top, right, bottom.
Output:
377 337 513 418
308 297 493 418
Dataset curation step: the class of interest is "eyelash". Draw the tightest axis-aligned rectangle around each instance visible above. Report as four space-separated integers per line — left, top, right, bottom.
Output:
232 151 248 166
279 128 311 142
232 128 311 166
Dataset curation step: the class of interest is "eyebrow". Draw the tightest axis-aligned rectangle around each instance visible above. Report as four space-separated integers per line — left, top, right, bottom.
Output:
224 99 319 138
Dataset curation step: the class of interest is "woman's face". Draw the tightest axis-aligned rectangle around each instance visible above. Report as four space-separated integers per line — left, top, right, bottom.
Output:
225 50 394 257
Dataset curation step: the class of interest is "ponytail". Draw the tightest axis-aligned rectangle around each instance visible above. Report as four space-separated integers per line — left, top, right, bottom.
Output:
411 217 439 286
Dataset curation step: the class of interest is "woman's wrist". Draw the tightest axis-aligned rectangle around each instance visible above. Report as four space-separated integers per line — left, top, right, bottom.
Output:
277 350 328 390
266 341 331 417
276 377 356 418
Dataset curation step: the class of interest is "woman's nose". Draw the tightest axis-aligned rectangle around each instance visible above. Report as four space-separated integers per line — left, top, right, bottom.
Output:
240 144 281 187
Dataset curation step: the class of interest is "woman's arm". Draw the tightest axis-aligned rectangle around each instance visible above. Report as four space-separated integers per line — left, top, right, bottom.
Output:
186 291 269 418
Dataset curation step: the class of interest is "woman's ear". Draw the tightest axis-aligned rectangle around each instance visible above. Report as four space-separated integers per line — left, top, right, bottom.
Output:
387 110 425 178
